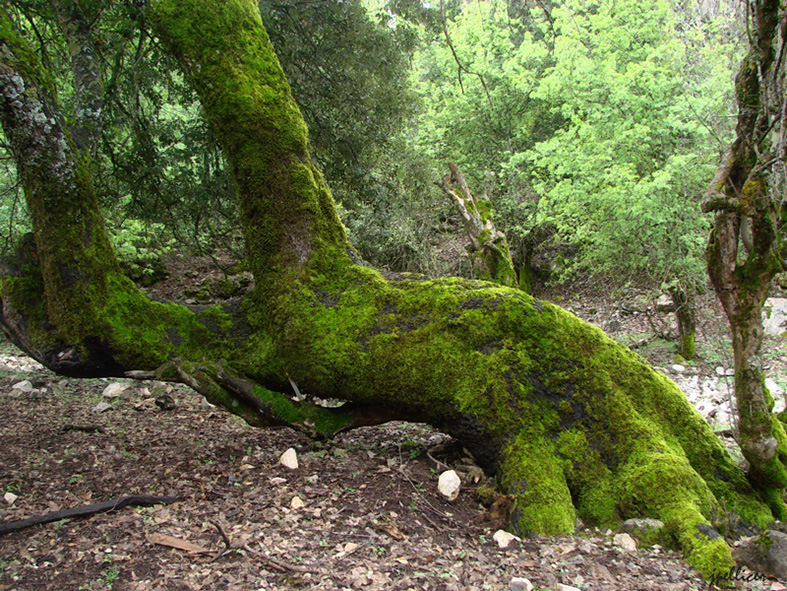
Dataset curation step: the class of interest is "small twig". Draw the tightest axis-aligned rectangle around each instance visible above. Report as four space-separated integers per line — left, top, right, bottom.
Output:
209 520 233 561
426 451 450 472
397 466 452 521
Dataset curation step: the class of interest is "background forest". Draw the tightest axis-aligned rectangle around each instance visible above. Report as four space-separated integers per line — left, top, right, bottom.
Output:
0 0 748 298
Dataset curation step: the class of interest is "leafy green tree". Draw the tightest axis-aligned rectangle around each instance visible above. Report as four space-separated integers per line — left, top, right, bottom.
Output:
406 0 558 283
523 0 740 357
0 1 782 581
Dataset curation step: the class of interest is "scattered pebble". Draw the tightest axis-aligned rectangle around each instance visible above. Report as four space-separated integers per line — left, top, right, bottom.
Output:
12 380 34 393
437 469 461 501
279 447 299 470
509 576 533 591
493 529 520 549
613 532 638 552
91 402 113 414
102 383 129 398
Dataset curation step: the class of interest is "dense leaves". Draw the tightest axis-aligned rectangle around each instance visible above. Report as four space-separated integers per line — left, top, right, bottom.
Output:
0 0 755 290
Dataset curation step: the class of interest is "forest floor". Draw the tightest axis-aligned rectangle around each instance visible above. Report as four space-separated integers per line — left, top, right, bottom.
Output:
0 267 786 591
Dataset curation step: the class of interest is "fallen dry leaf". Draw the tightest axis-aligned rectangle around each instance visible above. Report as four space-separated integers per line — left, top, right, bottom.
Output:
146 533 212 554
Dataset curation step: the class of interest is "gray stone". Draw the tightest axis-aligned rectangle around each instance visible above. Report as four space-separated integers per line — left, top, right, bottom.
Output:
613 532 638 552
763 298 787 337
732 531 787 580
12 380 34 393
622 518 665 534
92 402 113 413
509 577 533 591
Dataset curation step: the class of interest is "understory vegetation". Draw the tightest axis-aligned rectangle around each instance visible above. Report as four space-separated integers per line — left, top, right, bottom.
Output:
0 0 748 293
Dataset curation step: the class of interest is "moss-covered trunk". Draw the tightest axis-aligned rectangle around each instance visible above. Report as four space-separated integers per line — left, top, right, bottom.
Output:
0 0 783 582
702 0 787 506
669 285 696 360
437 163 518 288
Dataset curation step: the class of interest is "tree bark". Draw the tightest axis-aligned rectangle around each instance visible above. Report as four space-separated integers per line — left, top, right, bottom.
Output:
437 163 518 288
0 0 783 580
702 0 787 504
669 285 696 360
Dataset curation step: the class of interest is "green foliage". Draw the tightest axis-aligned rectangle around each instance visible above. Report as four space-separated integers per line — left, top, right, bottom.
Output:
525 0 740 289
395 0 743 292
105 206 174 282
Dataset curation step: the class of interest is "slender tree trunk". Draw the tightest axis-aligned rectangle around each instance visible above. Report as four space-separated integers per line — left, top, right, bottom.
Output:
669 285 696 360
703 0 787 505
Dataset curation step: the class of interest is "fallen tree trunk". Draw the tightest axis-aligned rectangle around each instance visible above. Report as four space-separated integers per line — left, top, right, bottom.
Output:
0 0 782 581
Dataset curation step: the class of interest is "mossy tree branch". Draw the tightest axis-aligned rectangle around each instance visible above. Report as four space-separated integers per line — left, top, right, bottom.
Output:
436 163 518 288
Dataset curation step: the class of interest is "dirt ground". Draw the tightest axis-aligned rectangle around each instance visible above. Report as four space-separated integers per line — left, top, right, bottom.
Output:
0 272 785 591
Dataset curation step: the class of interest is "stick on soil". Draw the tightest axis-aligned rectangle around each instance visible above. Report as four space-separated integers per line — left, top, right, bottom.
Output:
0 495 180 536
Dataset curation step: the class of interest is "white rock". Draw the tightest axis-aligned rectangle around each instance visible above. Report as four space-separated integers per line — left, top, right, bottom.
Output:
509 577 533 591
290 496 305 509
555 585 581 591
201 396 216 409
4 492 18 504
725 368 735 376
437 470 461 501
279 448 299 470
763 298 787 336
774 399 786 414
715 366 726 376
493 529 520 549
613 532 638 552
92 402 113 413
671 364 685 373
766 378 785 397
269 477 287 485
12 380 33 392
102 383 128 398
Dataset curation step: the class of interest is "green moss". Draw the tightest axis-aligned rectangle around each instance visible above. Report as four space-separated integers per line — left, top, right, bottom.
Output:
679 332 695 360
149 0 351 287
251 386 354 435
500 431 577 535
476 199 492 223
